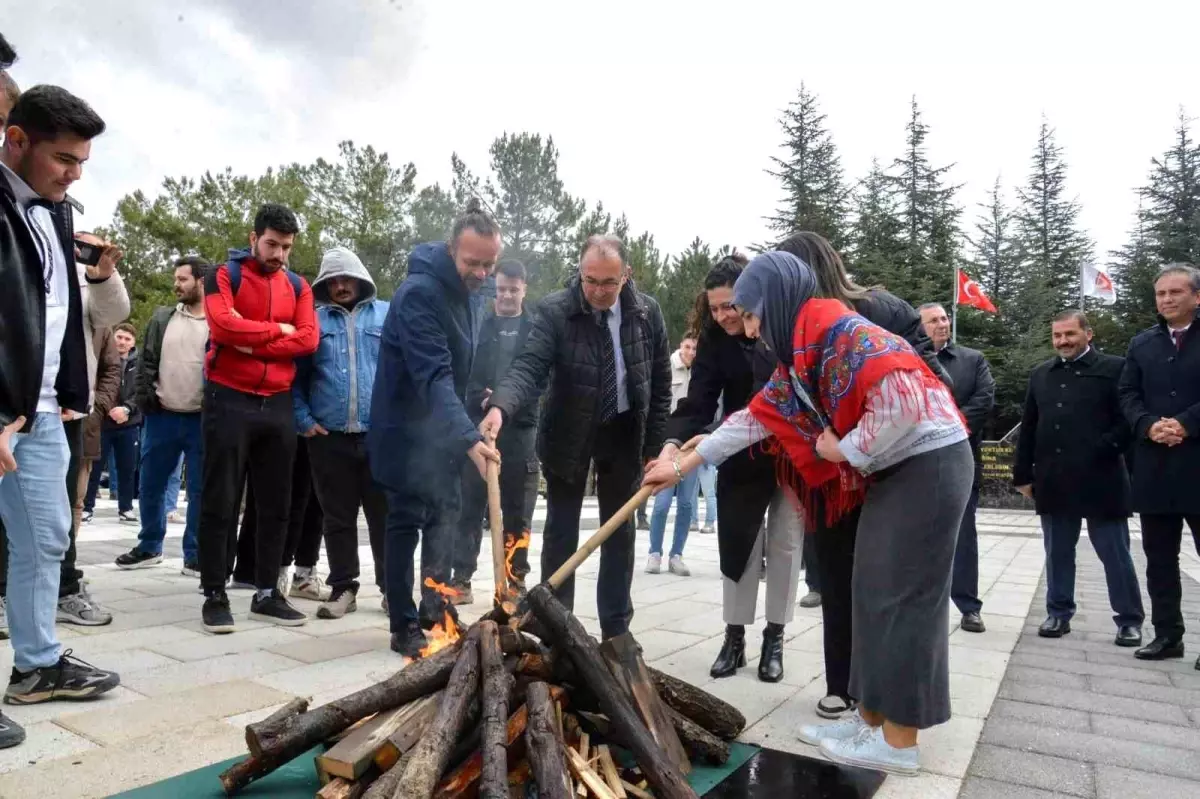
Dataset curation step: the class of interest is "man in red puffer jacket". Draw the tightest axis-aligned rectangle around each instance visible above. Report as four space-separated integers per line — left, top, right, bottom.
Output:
198 203 318 635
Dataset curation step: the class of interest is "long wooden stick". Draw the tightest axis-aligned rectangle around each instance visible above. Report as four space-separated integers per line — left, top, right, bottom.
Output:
486 435 507 600
546 484 653 590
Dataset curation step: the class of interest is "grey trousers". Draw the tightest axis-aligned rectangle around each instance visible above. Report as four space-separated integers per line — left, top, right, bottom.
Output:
722 486 803 626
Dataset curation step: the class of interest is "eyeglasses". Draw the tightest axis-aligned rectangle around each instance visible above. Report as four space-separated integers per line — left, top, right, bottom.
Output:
582 276 622 290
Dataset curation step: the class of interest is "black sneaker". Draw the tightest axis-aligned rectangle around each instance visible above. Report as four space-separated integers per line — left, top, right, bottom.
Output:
202 593 236 634
249 590 307 627
4 650 120 705
114 549 163 570
0 711 25 748
390 622 428 659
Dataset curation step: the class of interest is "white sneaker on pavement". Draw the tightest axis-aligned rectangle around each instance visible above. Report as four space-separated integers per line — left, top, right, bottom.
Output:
668 555 691 577
819 725 920 777
645 554 662 574
291 572 332 602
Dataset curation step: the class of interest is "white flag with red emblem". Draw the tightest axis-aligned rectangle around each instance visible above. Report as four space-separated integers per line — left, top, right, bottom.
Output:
1081 262 1117 305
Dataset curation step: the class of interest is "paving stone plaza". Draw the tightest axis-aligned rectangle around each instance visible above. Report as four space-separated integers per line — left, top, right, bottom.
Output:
1 498 1197 798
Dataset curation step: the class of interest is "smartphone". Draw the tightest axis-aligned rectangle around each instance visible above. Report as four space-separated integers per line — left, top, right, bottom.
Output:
75 240 102 266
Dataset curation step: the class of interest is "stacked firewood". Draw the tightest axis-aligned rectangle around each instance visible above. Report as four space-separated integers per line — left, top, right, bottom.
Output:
218 584 746 799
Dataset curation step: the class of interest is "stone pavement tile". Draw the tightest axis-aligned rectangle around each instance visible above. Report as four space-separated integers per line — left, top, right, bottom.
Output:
743 646 825 688
987 699 1092 732
949 673 1001 719
635 629 707 661
980 591 1037 619
980 717 1200 782
146 625 312 662
0 720 97 775
781 624 825 653
947 628 1020 653
69 603 198 633
74 647 180 674
1014 639 1089 661
0 718 247 799
222 701 291 729
697 672 806 729
1094 765 1200 799
959 777 1083 799
1168 669 1200 690
254 649 400 697
740 679 826 756
997 681 1192 726
871 771 960 799
47 622 209 654
1089 712 1200 753
629 599 725 634
120 650 301 697
949 644 1011 681
659 606 726 637
266 627 391 664
56 679 296 745
1088 676 1200 708
963 612 1027 633
918 715 984 779
1011 652 1173 685
967 744 1094 797
4 685 146 726
287 609 392 637
1004 665 1089 691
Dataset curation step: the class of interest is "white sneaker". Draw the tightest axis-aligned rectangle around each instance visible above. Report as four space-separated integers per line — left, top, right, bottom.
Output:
292 572 332 602
276 567 291 598
645 554 662 574
820 725 919 777
668 555 691 577
167 511 184 525
798 709 868 746
700 525 716 535
317 588 357 620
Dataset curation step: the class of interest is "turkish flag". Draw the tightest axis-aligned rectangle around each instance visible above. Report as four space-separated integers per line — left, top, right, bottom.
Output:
956 269 997 314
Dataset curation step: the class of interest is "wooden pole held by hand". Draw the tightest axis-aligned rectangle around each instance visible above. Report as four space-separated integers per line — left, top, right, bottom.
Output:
545 484 654 591
486 435 506 601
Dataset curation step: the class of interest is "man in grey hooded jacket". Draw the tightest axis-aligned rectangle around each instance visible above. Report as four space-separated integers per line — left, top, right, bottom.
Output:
293 247 389 620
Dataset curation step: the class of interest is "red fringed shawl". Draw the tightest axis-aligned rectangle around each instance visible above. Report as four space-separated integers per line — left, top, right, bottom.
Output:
748 299 963 527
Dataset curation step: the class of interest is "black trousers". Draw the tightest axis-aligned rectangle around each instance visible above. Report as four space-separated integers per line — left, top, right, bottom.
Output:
951 483 982 615
542 413 640 639
0 417 85 598
232 437 323 583
814 503 860 701
802 528 819 593
308 432 386 593
452 425 538 585
1139 513 1200 641
198 384 296 594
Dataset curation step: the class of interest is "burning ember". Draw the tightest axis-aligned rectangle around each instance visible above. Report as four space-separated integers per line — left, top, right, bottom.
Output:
420 578 465 658
495 530 532 610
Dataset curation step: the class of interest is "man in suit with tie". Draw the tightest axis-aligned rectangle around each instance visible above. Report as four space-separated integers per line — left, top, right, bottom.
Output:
481 235 671 639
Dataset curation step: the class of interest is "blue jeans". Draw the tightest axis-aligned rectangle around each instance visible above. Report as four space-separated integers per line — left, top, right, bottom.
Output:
136 413 202 562
0 413 69 670
164 455 184 514
648 469 698 558
1041 514 1145 627
697 464 717 527
85 425 138 513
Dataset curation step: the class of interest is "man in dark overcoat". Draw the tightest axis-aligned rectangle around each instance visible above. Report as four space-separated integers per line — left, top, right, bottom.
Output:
1014 310 1143 646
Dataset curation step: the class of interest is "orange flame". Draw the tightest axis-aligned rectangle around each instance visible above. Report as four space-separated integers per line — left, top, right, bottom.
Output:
504 530 531 587
419 578 464 658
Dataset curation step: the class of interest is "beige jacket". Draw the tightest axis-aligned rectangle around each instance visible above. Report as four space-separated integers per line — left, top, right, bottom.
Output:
77 265 131 411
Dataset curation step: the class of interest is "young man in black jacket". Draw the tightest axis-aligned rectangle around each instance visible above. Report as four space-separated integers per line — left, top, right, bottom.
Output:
451 259 542 603
0 84 121 747
482 235 672 639
82 322 141 522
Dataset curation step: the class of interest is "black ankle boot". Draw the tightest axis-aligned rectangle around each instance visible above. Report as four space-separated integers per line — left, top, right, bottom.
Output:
759 623 784 683
710 625 746 678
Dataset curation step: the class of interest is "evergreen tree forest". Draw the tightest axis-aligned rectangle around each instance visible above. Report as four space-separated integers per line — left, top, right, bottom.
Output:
102 94 1200 436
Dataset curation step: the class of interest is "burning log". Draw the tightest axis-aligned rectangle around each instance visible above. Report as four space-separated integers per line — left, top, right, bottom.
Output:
663 707 729 766
599 634 689 775
480 621 515 799
527 585 698 799
525 682 572 799
646 668 745 741
395 628 482 799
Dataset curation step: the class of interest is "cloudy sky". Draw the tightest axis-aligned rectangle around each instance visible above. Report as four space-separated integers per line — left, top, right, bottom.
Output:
5 0 1199 266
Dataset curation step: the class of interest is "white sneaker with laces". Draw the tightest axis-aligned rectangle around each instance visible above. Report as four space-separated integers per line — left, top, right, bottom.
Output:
645 554 662 574
819 725 920 776
277 567 291 598
56 587 114 626
798 709 867 746
668 555 691 577
292 572 332 602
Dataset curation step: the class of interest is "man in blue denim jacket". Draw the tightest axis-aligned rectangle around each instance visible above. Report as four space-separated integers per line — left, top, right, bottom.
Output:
293 247 389 620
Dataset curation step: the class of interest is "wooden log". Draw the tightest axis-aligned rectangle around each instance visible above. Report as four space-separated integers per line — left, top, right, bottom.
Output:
663 706 729 766
318 698 438 781
246 697 308 754
506 759 532 799
576 732 590 797
524 682 572 799
565 746 618 799
223 643 464 794
596 746 626 799
646 667 745 740
318 776 366 799
394 629 482 799
480 621 515 799
369 693 441 774
599 634 689 775
527 585 698 799
363 747 414 799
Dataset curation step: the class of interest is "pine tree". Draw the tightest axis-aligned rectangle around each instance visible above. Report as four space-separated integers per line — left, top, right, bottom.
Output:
1109 204 1161 337
967 178 1021 314
849 158 907 294
1012 119 1093 324
883 98 962 306
662 238 714 344
1141 109 1200 264
766 84 849 248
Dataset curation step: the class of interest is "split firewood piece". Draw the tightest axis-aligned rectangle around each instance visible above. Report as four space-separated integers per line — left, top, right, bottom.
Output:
576 732 591 797
596 746 626 799
370 693 441 774
393 629 483 799
566 746 618 799
599 634 689 775
527 585 698 799
619 780 654 799
223 644 464 795
480 621 516 799
319 697 439 782
525 682 572 799
317 776 365 799
663 706 729 765
362 746 415 799
645 668 745 741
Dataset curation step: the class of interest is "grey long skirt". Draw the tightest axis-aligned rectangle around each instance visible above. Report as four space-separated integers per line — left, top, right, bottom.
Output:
848 440 973 729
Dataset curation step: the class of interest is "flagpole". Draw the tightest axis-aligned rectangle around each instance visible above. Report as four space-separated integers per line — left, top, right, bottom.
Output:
1079 261 1085 312
951 263 958 344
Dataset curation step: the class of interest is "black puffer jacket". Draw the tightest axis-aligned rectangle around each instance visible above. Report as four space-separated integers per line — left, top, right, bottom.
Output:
488 279 671 481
